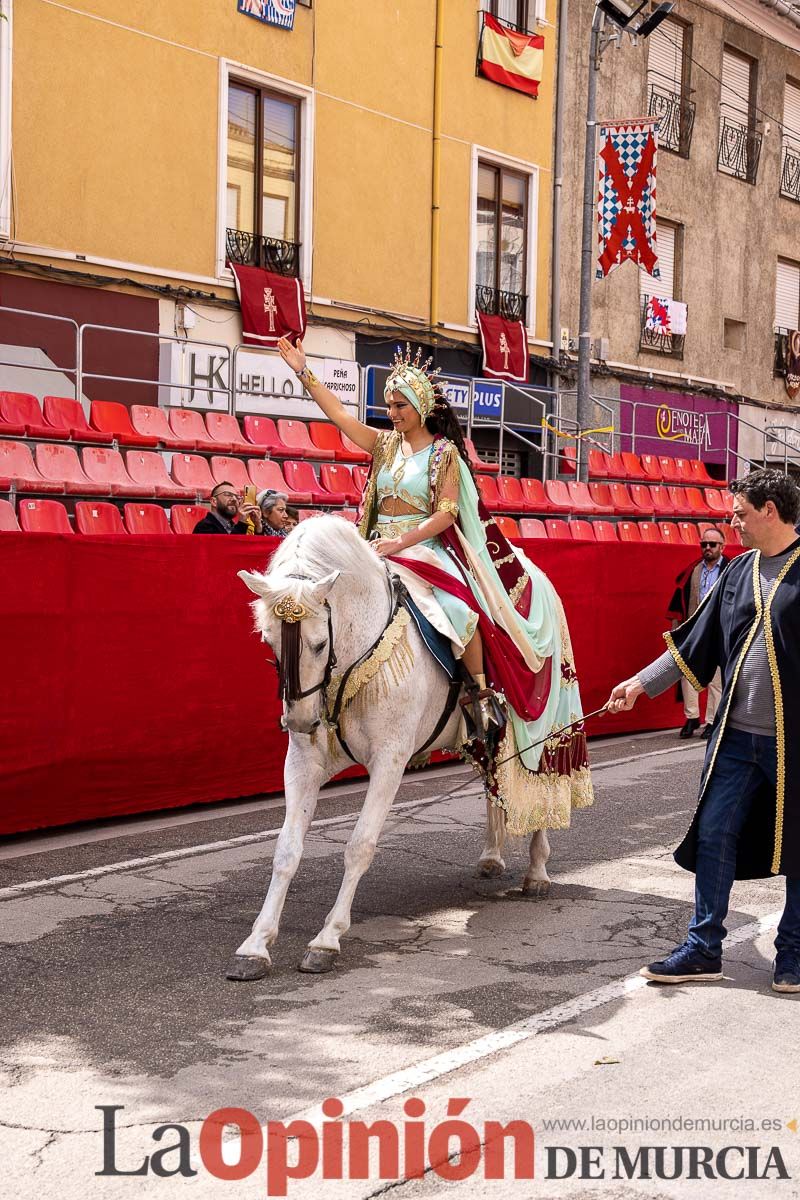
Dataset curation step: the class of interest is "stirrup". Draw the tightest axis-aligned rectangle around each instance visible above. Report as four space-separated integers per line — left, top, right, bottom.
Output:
459 682 505 742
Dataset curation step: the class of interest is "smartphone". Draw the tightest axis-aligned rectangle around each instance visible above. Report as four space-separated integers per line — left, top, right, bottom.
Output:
243 485 257 508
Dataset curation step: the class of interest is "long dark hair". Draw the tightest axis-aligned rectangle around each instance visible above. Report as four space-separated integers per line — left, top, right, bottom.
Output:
424 386 475 479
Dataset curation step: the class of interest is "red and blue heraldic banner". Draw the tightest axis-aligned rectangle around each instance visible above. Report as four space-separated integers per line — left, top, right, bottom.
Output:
596 119 660 280
477 12 544 98
619 385 739 475
237 0 295 30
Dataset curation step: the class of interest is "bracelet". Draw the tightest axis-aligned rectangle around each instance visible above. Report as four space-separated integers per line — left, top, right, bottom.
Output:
296 365 320 389
436 498 459 517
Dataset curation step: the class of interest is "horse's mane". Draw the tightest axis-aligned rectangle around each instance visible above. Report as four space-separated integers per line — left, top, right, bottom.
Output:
268 515 383 589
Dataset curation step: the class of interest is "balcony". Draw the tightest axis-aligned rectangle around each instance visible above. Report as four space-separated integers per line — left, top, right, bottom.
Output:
475 285 528 323
717 117 762 185
781 145 800 204
648 84 695 158
640 296 685 359
225 228 301 277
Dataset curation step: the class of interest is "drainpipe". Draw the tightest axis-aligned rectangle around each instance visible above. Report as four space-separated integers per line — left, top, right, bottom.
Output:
430 0 444 340
757 0 800 28
550 0 569 425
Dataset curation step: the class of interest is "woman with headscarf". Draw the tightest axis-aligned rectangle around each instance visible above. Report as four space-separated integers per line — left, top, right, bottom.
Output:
258 489 290 537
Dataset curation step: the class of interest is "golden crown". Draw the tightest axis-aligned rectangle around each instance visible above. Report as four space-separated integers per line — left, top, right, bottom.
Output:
384 344 444 420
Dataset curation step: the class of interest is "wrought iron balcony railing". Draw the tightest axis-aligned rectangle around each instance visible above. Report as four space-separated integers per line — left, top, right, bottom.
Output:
639 296 685 359
717 117 762 185
648 84 695 158
475 285 528 323
781 145 800 204
225 228 301 277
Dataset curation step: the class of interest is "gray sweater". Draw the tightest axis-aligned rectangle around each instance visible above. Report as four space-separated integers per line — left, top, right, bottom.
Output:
638 547 795 736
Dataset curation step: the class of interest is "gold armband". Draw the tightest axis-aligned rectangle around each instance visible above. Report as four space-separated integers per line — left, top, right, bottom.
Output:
436 498 459 517
296 366 320 390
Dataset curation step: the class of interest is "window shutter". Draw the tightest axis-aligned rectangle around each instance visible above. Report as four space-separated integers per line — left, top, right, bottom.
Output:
775 261 800 331
647 23 683 93
641 223 675 301
721 49 751 122
784 79 800 153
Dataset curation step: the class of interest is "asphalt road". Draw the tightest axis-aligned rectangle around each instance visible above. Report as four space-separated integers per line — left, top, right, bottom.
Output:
2 730 798 1199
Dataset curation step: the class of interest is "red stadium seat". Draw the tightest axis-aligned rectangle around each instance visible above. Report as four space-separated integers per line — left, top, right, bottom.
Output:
284 460 346 505
685 486 714 518
336 508 359 523
0 498 20 531
723 491 733 515
465 438 499 475
494 515 520 539
689 458 715 486
130 405 195 450
206 412 252 454
520 477 553 513
568 481 603 514
90 400 158 447
75 501 126 535
242 415 286 456
658 456 683 484
678 521 701 544
476 474 502 512
309 423 365 464
249 458 311 505
170 505 209 534
560 446 577 475
0 391 67 439
124 503 172 534
620 452 648 481
666 486 693 516
673 457 694 484
704 488 727 516
299 509 324 521
608 482 637 515
639 454 663 482
0 441 61 492
592 520 618 542
352 464 369 492
210 456 254 491
320 463 360 504
170 453 216 499
648 485 676 516
168 409 221 452
588 482 615 513
617 521 642 542
545 519 571 540
544 480 572 513
588 449 610 478
277 419 327 460
497 475 532 513
519 518 547 538
43 396 113 444
569 519 595 540
638 522 663 544
82 447 151 497
18 498 73 533
35 443 107 495
604 452 629 481
125 451 195 499
341 433 371 464
629 484 655 515
657 522 683 546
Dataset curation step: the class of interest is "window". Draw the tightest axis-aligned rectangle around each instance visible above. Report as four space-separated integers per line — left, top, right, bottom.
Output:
226 81 301 276
640 221 684 357
475 162 528 322
485 1 532 33
775 260 800 331
646 19 694 157
781 79 800 203
718 47 762 184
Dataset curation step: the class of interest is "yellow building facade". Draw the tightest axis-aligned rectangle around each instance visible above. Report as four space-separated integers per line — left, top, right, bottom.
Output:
1 0 558 430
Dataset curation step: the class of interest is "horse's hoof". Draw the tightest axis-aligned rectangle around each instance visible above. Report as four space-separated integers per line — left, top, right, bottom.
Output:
478 859 505 878
521 879 551 899
298 948 338 974
225 955 271 981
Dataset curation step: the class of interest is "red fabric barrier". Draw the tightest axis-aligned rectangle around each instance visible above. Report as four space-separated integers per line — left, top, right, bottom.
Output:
0 535 704 836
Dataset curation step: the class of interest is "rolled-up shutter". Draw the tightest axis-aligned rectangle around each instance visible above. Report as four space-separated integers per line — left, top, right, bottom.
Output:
775 260 800 331
784 79 800 153
721 48 751 123
641 223 675 302
647 23 684 93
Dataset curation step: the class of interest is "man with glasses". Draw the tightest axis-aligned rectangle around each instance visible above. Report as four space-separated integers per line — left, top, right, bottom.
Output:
666 525 729 740
192 481 262 534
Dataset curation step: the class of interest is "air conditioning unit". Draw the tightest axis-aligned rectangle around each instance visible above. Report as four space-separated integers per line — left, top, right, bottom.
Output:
593 337 610 362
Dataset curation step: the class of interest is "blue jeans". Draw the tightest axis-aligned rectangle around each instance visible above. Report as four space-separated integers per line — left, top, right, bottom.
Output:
688 726 800 958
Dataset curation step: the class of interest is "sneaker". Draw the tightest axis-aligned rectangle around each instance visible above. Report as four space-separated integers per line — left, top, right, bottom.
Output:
772 950 800 994
640 942 723 983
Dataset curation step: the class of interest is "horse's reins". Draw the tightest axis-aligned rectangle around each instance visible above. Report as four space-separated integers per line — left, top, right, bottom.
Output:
491 704 610 769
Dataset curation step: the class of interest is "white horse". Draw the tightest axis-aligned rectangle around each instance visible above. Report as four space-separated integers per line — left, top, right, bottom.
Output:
229 515 551 980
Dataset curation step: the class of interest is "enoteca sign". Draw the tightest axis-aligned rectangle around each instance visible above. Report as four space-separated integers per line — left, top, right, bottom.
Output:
619 384 738 470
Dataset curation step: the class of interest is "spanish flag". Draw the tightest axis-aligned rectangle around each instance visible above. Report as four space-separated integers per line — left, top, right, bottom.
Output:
478 13 544 98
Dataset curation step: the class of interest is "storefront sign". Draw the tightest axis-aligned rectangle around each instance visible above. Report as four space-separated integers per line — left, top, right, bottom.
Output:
619 385 737 469
472 380 503 422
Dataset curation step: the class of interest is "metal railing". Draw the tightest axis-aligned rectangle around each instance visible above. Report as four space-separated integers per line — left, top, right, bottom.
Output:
475 284 528 323
225 227 301 277
718 116 762 184
0 308 80 398
780 144 800 203
648 84 695 157
639 296 685 358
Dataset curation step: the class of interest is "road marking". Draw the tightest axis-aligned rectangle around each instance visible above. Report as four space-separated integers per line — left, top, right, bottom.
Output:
0 743 704 901
292 910 781 1127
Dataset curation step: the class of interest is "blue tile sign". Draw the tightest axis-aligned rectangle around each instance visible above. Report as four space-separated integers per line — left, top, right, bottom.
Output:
237 0 296 30
472 380 503 422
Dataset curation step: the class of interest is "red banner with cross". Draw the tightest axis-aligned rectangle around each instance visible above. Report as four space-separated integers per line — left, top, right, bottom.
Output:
230 263 307 348
477 311 529 383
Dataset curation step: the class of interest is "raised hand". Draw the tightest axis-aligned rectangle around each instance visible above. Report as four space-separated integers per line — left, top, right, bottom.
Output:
277 336 306 374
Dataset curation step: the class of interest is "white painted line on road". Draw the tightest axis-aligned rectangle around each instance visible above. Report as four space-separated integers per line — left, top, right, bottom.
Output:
292 910 782 1127
0 743 704 900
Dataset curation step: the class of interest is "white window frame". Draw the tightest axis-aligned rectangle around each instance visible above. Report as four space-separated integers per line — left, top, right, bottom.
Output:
0 0 12 240
467 144 539 336
217 59 314 291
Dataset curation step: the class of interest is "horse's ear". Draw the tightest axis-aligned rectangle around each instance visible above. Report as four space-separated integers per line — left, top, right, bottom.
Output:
309 570 341 602
238 570 271 598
